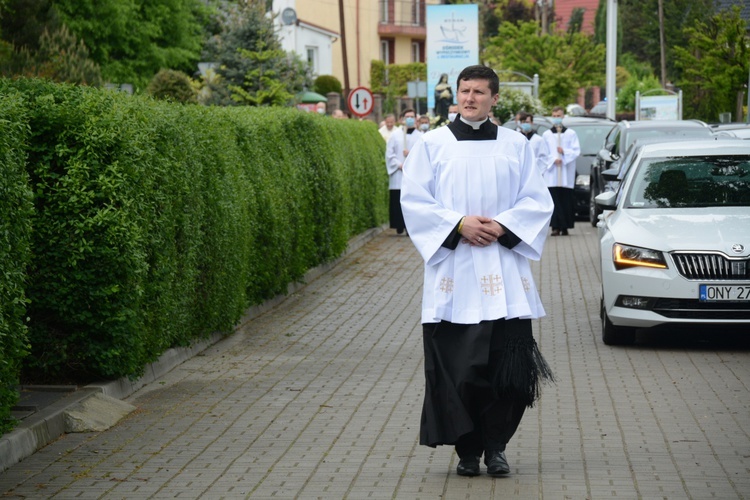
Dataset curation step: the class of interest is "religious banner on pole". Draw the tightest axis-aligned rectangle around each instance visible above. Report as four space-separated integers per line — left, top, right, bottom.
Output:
426 4 479 112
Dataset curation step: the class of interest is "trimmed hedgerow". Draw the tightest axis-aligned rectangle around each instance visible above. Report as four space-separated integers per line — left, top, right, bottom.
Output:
0 89 33 434
0 78 387 387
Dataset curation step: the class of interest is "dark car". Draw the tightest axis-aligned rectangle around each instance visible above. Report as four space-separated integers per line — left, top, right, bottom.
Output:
588 120 714 225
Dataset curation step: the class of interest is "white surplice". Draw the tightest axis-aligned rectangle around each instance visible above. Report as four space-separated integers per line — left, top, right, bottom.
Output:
386 128 422 190
541 127 581 188
400 125 554 324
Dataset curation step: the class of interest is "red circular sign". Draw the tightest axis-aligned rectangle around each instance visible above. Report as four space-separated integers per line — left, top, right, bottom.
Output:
347 87 374 117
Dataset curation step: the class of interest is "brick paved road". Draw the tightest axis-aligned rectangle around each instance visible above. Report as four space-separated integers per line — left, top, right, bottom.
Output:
1 223 749 499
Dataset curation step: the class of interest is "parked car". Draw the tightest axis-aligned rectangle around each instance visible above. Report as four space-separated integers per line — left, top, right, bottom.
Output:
711 122 750 140
589 120 714 226
501 115 551 134
561 117 616 219
588 100 608 116
595 139 750 345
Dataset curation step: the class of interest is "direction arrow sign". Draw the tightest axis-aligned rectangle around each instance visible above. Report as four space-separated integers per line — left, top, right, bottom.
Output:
347 87 374 118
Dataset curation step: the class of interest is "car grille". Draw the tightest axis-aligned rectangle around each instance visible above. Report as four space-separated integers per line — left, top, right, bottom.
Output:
652 299 750 320
671 252 749 281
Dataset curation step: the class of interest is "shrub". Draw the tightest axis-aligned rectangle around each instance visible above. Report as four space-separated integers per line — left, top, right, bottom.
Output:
0 78 387 386
147 69 198 103
313 74 342 96
0 89 33 434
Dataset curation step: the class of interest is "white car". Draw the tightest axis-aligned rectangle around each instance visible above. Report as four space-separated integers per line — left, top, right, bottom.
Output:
595 140 750 345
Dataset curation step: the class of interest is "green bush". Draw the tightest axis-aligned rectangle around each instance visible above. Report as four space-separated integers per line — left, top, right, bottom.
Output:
0 89 33 434
313 74 342 96
0 78 387 388
146 69 198 103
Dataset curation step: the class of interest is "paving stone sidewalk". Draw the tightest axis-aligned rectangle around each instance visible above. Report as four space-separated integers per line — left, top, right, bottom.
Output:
1 223 748 499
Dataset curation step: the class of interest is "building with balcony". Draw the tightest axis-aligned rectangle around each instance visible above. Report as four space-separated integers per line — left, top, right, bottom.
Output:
272 0 444 92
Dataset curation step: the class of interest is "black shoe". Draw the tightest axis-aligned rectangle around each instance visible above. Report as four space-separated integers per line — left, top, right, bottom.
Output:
550 229 560 236
456 456 481 477
397 227 404 234
484 450 510 476
561 229 569 236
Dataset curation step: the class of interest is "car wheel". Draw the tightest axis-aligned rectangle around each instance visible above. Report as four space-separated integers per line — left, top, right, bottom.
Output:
589 188 601 227
601 299 636 345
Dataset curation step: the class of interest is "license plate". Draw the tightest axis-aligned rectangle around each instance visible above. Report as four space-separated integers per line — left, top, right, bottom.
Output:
699 284 750 302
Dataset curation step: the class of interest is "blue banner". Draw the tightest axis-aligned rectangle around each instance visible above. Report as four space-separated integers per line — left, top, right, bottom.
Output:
426 4 479 111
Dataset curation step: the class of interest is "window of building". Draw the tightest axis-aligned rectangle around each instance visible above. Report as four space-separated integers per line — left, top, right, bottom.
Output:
379 0 393 23
411 41 424 63
381 39 394 65
412 0 424 26
306 47 318 76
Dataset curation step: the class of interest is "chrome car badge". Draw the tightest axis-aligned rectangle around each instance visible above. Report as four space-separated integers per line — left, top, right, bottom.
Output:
731 243 744 254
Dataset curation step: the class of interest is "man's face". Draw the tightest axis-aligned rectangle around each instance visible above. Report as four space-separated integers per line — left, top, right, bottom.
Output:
551 109 564 119
419 117 430 127
385 116 395 129
402 112 415 125
457 78 498 122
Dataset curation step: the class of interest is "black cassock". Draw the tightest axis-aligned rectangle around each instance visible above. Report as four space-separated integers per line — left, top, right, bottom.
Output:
420 318 553 455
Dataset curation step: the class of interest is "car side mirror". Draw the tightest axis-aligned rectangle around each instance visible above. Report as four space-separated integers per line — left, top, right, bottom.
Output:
602 168 619 182
598 148 615 163
595 191 617 210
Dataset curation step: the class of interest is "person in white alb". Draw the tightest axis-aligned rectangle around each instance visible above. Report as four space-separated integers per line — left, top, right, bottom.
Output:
385 108 422 234
518 111 551 174
378 113 399 143
542 106 580 236
400 65 555 478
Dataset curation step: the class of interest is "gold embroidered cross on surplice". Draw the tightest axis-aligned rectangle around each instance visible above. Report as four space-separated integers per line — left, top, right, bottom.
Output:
439 277 454 293
481 274 503 296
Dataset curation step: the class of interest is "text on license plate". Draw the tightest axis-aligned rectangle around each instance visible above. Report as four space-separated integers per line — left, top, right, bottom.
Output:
699 285 750 301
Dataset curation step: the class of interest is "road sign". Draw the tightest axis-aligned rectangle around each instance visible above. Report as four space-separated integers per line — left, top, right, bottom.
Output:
347 87 374 117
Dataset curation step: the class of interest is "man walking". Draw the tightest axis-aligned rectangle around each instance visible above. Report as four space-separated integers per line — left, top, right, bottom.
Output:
385 109 421 234
542 106 580 236
400 65 555 477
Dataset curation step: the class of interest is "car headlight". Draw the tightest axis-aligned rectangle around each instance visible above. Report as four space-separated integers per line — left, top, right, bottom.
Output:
612 243 668 270
575 174 590 187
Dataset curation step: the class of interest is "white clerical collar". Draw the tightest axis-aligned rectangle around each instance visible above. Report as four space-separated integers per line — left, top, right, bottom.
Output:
459 116 489 130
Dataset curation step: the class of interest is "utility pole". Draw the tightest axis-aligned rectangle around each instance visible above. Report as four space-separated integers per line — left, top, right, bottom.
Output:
605 0 617 120
338 0 351 102
658 0 667 88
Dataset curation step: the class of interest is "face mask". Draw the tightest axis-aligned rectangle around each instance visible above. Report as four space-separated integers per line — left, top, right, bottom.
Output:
551 117 563 126
520 123 532 132
405 117 415 128
317 108 326 115
419 123 429 132
448 113 457 122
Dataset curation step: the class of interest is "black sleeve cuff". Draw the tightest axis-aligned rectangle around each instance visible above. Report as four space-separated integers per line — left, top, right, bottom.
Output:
441 220 463 249
497 224 521 249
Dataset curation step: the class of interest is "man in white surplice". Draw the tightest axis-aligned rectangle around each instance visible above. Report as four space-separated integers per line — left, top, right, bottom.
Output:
400 65 554 478
385 108 421 234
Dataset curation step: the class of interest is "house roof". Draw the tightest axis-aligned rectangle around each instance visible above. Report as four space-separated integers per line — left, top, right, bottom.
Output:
554 0 599 35
714 0 750 22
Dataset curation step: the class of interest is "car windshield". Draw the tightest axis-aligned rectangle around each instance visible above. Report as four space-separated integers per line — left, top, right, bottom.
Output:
625 155 750 208
623 128 713 151
571 124 613 155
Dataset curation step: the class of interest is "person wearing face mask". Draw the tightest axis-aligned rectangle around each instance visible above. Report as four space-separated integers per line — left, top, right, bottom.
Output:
418 115 431 133
542 106 580 236
315 101 327 115
518 111 551 174
385 109 420 234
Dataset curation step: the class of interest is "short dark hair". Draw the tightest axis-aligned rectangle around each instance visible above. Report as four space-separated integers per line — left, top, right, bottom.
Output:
456 65 499 95
552 105 565 113
519 111 534 122
401 108 415 118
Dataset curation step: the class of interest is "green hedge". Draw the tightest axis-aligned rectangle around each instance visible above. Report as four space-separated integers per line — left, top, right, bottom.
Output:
0 79 387 396
0 89 33 434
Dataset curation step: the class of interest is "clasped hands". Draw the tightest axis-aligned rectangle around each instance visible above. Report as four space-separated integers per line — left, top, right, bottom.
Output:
459 216 504 247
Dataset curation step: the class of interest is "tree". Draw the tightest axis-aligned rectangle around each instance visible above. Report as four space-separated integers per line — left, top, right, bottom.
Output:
673 6 749 121
51 0 209 89
483 21 605 107
616 74 663 112
201 1 308 106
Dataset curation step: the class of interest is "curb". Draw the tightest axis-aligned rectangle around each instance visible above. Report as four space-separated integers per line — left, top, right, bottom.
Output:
0 225 385 473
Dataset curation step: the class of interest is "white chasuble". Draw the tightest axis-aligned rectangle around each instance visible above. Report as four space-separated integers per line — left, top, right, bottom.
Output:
401 125 554 324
